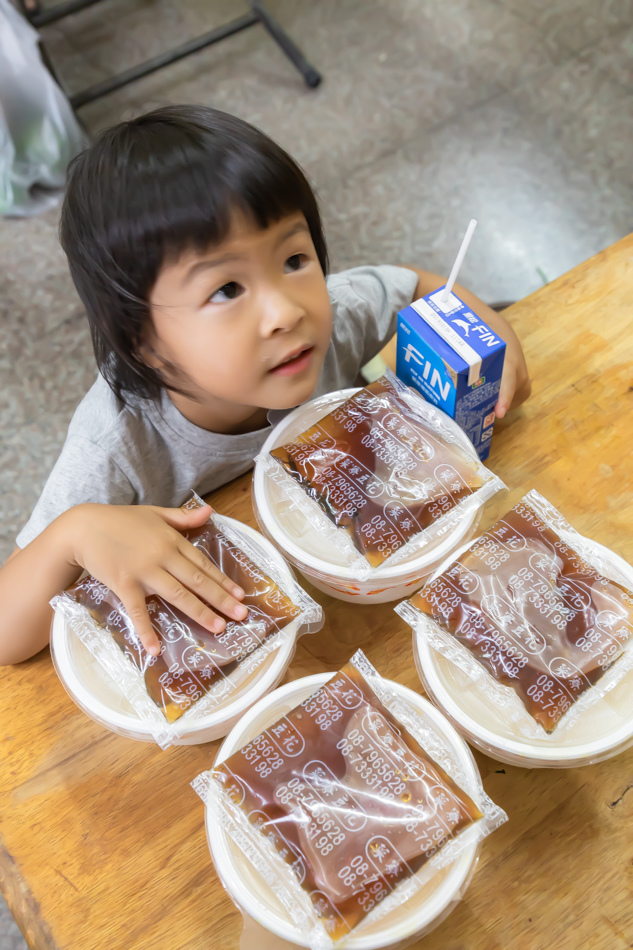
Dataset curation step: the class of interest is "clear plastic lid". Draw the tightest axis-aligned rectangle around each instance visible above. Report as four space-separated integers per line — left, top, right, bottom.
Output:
399 491 633 766
194 651 506 948
254 375 504 582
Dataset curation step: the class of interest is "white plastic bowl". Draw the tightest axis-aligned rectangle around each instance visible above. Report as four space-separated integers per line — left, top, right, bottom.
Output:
207 673 482 949
412 538 633 768
253 389 483 604
51 518 303 746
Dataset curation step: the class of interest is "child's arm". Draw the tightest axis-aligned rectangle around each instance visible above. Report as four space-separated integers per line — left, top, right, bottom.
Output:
405 267 531 418
0 503 247 666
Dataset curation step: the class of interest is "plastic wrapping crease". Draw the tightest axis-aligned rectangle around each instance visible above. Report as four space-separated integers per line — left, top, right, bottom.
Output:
257 370 505 580
193 650 506 948
51 501 323 749
398 490 633 739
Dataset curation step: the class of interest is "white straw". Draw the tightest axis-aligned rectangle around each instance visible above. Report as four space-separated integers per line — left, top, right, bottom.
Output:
441 218 477 303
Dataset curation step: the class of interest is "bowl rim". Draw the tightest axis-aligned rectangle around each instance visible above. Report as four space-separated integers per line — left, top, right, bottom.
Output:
208 673 481 949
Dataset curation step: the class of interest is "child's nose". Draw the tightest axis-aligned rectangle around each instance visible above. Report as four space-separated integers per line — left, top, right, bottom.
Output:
260 288 305 337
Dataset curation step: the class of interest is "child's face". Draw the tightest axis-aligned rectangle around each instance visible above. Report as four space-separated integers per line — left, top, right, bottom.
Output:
147 211 332 431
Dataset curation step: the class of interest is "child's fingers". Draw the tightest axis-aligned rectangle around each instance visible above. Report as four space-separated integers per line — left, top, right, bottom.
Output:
169 552 248 622
148 503 247 603
178 539 245 601
117 583 162 656
151 568 236 635
495 363 516 419
155 502 214 531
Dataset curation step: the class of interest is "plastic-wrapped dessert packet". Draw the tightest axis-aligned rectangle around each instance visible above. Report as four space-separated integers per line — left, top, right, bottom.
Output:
257 371 505 579
397 490 633 738
193 650 506 948
51 498 323 749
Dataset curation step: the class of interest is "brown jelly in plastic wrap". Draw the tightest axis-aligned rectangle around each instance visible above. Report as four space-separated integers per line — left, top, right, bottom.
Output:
411 500 633 732
67 520 300 724
270 375 484 568
212 661 481 941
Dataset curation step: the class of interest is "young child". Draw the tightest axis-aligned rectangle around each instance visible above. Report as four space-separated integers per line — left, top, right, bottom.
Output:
0 105 530 665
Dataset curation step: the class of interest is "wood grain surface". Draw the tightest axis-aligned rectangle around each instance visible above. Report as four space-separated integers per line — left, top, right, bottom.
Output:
1 235 632 950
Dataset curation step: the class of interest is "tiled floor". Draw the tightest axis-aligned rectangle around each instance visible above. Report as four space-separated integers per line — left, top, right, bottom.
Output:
1 0 632 944
0 896 25 950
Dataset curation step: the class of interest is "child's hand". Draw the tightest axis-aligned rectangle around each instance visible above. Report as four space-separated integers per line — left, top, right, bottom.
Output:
69 503 247 656
464 302 531 419
494 330 531 419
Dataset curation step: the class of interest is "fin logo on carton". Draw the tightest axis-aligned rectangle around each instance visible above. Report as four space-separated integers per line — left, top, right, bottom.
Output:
402 343 452 401
448 317 501 347
467 324 501 347
452 318 471 336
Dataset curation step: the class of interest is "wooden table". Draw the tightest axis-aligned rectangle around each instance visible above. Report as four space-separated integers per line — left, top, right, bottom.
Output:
2 235 633 950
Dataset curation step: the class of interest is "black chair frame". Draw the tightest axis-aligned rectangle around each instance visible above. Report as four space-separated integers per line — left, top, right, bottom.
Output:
18 0 321 109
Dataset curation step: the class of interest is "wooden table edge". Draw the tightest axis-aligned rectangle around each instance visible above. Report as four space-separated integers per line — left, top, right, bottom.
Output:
0 833 58 950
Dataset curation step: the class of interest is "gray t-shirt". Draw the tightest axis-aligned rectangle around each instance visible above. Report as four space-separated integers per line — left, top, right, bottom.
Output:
17 265 418 548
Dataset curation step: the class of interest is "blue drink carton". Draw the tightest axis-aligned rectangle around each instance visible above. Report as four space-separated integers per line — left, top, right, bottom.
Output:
396 287 505 460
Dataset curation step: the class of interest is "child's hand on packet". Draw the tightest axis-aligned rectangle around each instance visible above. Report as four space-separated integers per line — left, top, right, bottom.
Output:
69 502 247 656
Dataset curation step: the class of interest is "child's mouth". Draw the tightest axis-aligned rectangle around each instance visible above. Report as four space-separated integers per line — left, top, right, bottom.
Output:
269 345 314 377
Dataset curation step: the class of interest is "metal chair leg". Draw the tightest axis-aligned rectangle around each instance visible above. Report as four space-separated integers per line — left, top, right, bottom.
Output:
27 0 322 112
251 1 322 88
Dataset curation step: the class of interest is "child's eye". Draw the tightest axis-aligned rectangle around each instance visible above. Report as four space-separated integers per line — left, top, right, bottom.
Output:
284 254 307 273
209 281 243 303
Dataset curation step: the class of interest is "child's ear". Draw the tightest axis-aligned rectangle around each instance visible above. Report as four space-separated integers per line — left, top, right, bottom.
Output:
138 333 189 394
138 317 165 370
138 338 161 370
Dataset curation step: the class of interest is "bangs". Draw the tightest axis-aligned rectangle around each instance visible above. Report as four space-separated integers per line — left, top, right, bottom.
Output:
108 110 325 269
